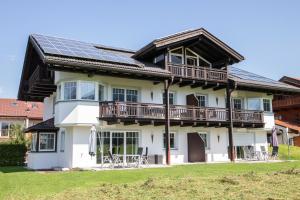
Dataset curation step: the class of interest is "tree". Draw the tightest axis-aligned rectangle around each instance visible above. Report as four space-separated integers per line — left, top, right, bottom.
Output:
9 124 26 144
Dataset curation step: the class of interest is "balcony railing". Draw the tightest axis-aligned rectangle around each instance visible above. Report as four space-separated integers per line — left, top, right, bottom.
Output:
273 96 300 109
167 63 227 82
99 101 264 124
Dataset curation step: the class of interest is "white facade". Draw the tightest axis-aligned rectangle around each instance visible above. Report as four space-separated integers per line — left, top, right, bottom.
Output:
27 71 272 169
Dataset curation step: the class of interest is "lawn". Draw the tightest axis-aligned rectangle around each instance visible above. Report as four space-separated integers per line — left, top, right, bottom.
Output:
1 161 300 200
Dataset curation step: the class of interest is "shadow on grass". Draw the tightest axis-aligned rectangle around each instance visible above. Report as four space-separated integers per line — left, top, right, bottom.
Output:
0 166 29 173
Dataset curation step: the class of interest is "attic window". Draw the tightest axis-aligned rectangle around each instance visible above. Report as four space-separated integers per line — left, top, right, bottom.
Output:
170 47 183 64
11 102 18 107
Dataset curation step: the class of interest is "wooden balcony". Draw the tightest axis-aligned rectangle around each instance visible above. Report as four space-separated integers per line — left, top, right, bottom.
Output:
167 63 227 83
273 97 300 110
99 101 264 127
27 65 56 99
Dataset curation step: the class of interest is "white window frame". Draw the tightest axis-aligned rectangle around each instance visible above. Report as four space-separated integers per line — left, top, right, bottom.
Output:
112 87 139 102
79 81 96 100
233 98 243 110
98 84 105 102
196 94 208 107
263 98 272 112
163 132 177 150
39 132 56 152
60 129 65 152
31 132 37 152
0 122 10 137
198 132 210 150
169 47 184 64
162 91 176 105
63 81 77 100
186 48 211 67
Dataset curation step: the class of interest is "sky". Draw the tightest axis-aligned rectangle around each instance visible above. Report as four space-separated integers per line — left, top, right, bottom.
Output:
0 0 300 98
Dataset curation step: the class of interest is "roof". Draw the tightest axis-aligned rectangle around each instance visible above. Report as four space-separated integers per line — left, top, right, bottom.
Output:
275 119 300 133
229 67 300 93
0 99 43 119
134 28 244 62
279 76 300 88
30 34 170 77
25 118 58 133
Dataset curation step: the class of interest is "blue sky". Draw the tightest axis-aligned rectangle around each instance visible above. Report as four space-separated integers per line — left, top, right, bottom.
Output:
1 0 300 98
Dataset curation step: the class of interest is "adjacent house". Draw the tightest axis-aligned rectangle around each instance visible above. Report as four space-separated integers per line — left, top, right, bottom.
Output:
0 98 43 141
273 76 300 146
18 28 300 169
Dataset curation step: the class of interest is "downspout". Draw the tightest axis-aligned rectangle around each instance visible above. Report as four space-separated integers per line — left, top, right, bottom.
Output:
226 64 236 162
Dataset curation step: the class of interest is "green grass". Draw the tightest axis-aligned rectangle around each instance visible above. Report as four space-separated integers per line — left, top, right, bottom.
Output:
278 144 300 160
1 161 300 199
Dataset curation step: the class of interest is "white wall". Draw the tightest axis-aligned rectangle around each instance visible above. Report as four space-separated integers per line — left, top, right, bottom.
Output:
27 152 59 169
43 95 54 121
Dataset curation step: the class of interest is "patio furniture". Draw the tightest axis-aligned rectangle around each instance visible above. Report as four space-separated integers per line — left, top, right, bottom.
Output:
260 146 268 160
141 147 149 165
107 150 122 168
249 146 259 160
132 147 143 167
243 146 257 160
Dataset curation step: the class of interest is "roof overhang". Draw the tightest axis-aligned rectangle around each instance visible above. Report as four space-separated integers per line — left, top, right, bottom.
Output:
133 28 244 63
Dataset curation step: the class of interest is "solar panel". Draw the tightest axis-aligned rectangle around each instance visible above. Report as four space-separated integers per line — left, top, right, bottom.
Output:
230 67 288 86
32 34 143 67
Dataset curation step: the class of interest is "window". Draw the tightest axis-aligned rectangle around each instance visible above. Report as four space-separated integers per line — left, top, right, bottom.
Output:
113 88 125 101
233 98 243 110
163 92 175 105
64 82 77 100
31 133 37 151
1 122 9 137
170 48 183 64
80 82 95 100
60 130 65 152
199 133 210 149
57 84 62 100
126 132 139 155
98 85 104 101
197 95 207 107
186 49 198 66
113 88 138 102
263 99 271 112
126 89 138 102
39 133 56 151
163 133 176 149
248 98 261 110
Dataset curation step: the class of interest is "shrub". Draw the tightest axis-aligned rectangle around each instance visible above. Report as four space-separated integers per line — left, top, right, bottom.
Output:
0 143 27 166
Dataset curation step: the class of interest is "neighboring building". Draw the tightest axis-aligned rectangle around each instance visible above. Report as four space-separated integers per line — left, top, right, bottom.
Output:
0 99 43 141
18 28 300 169
273 76 300 146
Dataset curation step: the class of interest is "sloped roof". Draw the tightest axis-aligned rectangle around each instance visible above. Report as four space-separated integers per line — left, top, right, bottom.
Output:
134 28 244 62
275 119 300 133
25 118 58 133
229 67 300 93
0 99 43 119
29 34 170 78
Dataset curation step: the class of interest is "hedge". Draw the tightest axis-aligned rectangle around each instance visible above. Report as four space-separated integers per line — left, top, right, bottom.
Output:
0 143 27 166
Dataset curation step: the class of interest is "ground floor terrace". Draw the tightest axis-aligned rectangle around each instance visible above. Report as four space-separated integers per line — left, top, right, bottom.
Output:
27 124 268 170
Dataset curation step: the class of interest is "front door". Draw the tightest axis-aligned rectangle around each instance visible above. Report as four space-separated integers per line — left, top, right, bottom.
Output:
187 133 206 162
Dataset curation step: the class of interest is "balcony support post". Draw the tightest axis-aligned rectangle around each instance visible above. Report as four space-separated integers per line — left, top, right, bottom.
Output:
164 79 171 165
226 62 236 162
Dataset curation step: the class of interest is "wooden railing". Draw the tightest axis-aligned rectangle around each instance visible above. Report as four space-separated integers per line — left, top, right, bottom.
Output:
28 65 40 90
99 101 264 124
273 97 300 109
232 110 264 123
167 63 227 82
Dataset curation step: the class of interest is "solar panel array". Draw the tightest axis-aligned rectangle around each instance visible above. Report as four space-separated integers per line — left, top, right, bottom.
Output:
32 34 143 67
230 67 288 86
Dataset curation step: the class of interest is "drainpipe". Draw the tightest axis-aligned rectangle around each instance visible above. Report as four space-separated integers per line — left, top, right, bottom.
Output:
226 64 235 162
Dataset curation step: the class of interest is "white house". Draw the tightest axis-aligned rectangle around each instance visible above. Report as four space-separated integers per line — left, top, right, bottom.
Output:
18 28 300 169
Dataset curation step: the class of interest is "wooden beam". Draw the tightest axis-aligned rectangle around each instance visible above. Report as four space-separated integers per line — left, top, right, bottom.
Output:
179 80 196 87
123 120 138 126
